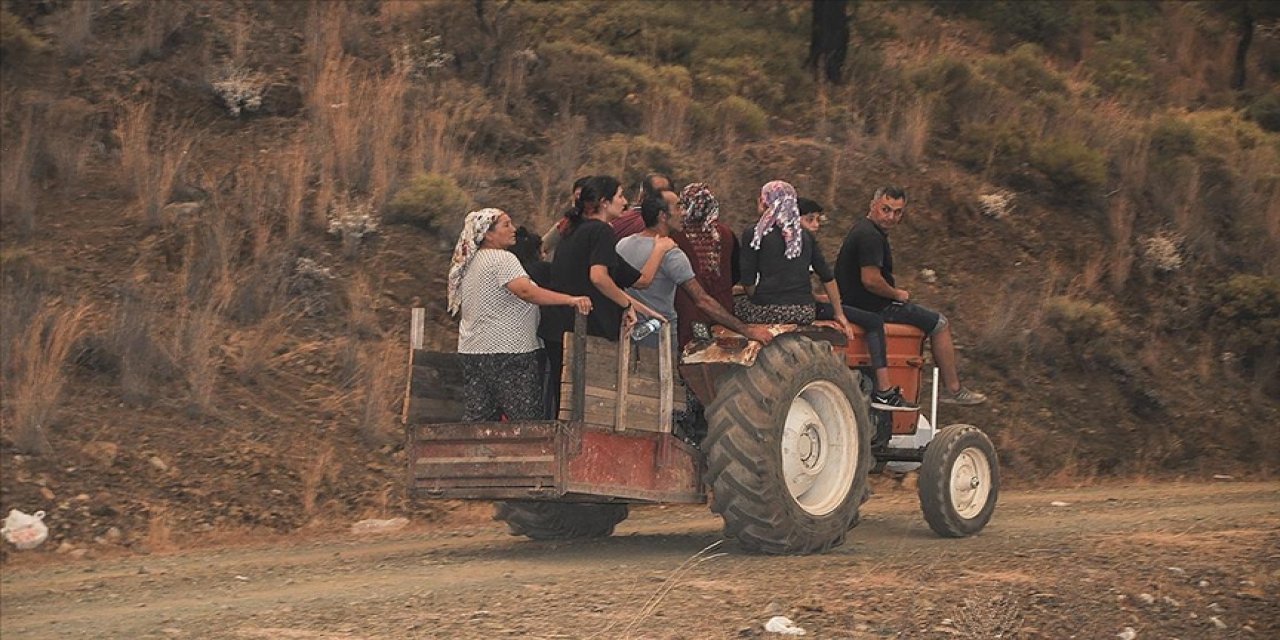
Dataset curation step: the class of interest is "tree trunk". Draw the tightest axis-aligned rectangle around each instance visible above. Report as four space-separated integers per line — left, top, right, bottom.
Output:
807 0 850 84
1231 7 1254 91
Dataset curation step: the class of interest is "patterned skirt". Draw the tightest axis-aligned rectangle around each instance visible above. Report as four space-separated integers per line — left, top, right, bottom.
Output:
733 297 815 325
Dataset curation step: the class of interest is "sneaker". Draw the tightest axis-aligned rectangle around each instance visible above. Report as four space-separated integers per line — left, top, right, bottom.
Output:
941 387 987 405
870 386 919 412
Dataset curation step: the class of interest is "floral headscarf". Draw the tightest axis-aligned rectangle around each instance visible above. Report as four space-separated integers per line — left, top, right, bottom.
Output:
679 182 724 275
750 180 802 260
446 208 504 316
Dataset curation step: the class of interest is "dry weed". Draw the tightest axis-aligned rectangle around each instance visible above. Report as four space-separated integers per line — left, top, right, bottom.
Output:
117 100 196 227
176 305 225 417
523 113 587 227
3 303 91 455
301 444 337 517
144 505 176 553
0 104 37 235
1106 196 1135 292
112 290 171 406
128 1 192 64
357 340 401 446
55 0 96 61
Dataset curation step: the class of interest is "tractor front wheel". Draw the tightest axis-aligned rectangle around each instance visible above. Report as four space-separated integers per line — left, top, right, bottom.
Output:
493 501 628 540
703 335 873 554
918 424 999 537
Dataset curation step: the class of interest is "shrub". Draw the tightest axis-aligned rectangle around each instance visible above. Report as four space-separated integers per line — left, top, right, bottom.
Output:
1210 274 1280 368
0 9 45 62
1029 137 1107 196
384 173 471 230
530 40 656 129
1149 117 1197 160
1245 89 1280 133
715 95 768 140
981 44 1067 96
1044 296 1117 353
1085 35 1152 96
585 134 696 191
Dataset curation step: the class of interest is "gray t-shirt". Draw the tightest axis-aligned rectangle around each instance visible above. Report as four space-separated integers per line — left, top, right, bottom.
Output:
456 249 542 354
617 235 696 343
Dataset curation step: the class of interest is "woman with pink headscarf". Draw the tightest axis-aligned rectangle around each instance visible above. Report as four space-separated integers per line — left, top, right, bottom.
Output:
737 181 855 335
448 208 593 421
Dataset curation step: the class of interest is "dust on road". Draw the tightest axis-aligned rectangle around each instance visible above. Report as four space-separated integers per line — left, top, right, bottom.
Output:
2 481 1276 639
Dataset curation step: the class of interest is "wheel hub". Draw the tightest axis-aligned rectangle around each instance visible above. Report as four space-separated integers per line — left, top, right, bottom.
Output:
780 381 861 516
949 447 993 519
798 423 822 468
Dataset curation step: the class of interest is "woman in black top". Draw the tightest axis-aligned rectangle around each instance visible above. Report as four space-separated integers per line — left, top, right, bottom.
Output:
737 180 855 336
539 175 667 417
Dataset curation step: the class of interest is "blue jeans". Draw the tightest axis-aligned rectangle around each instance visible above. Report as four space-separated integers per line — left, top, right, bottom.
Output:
815 303 888 370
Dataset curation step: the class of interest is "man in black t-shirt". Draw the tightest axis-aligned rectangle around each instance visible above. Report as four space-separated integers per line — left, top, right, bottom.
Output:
835 187 987 405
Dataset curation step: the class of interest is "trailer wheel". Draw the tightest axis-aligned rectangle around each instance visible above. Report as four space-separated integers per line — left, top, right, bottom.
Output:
493 501 628 540
918 424 999 537
703 335 872 554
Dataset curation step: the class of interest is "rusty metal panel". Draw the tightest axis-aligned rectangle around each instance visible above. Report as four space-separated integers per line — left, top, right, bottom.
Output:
565 428 704 503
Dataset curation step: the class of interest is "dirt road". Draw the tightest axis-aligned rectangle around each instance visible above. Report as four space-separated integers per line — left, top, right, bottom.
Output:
1 481 1276 639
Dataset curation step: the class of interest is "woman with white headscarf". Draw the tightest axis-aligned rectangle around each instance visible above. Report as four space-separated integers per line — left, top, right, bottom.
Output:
448 208 593 421
737 181 855 334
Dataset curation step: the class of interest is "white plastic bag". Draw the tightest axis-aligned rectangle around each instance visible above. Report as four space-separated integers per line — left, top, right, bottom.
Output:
764 616 807 636
2 509 49 550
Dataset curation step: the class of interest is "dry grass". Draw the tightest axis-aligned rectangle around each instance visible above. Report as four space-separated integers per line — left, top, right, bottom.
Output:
144 505 176 553
357 340 401 446
178 307 224 417
300 444 337 517
3 303 91 455
112 290 171 406
522 113 587 228
54 0 96 61
1 100 38 235
877 97 931 168
117 100 196 227
128 1 192 64
1106 195 1135 292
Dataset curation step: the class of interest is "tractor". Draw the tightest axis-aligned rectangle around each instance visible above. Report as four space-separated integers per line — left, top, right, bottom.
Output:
403 308 999 554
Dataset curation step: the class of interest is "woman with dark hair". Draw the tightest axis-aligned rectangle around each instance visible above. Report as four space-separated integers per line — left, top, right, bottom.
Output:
447 208 592 421
539 175 669 417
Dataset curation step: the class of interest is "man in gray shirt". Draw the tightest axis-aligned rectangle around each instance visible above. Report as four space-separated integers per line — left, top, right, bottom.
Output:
617 190 772 348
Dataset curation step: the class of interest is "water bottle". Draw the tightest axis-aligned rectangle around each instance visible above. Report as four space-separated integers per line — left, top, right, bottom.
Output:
631 317 662 342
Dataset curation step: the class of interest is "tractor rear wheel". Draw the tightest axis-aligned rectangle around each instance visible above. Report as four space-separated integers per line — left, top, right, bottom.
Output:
703 335 873 554
493 501 628 540
918 424 999 537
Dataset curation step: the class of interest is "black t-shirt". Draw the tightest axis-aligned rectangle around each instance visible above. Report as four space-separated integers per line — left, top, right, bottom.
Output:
836 217 894 312
542 219 634 342
739 225 833 306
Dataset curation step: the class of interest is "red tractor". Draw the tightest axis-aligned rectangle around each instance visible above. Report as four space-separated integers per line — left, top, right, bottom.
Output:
404 310 999 554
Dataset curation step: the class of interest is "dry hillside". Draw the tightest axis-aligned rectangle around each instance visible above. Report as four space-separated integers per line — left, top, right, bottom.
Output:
1 0 1277 557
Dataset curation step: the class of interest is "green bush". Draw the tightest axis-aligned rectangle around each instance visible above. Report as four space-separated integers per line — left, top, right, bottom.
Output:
1211 275 1280 367
529 40 657 129
0 9 45 62
981 44 1067 95
1245 90 1280 133
932 1 1079 52
384 173 472 230
1030 137 1108 195
1149 117 1198 160
1044 296 1117 351
910 58 997 137
1085 35 1152 96
585 134 696 190
715 95 768 139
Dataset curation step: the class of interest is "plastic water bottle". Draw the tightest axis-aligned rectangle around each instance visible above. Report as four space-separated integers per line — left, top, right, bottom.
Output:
631 317 662 342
